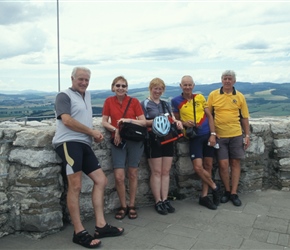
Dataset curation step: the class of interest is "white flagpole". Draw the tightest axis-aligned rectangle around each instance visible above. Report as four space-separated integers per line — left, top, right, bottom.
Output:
57 0 60 92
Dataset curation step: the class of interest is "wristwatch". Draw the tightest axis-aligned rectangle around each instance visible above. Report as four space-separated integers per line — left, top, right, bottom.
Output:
210 132 216 136
113 128 116 132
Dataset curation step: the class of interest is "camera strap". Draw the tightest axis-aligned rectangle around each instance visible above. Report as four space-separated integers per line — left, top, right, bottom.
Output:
192 95 196 126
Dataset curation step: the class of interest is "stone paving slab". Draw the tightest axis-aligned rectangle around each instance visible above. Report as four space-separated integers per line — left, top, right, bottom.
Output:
0 190 289 250
253 215 289 234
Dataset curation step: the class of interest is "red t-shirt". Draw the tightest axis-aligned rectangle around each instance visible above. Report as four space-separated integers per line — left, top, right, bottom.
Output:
102 95 144 128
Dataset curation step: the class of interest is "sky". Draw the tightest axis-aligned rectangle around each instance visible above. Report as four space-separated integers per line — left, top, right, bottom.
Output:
0 0 290 92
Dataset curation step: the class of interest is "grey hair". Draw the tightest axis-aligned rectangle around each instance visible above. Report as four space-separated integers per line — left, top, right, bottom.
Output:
71 67 91 79
181 75 195 84
221 70 236 81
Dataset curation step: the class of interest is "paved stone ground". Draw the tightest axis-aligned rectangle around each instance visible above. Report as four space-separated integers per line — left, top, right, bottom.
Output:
0 189 290 250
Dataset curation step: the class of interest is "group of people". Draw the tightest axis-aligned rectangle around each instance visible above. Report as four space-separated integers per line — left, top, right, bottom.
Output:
52 66 250 248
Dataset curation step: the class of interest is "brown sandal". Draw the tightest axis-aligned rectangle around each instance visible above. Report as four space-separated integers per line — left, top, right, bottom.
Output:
115 206 128 220
128 206 138 219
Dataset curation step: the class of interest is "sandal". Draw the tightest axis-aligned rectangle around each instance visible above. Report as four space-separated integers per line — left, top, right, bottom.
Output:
115 206 128 220
94 223 124 239
128 206 138 219
73 230 101 248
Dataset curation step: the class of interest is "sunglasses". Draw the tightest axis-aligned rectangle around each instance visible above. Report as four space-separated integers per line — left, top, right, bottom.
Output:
115 84 127 88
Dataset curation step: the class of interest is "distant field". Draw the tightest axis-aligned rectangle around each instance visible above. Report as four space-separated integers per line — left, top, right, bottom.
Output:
1 82 289 120
245 89 288 101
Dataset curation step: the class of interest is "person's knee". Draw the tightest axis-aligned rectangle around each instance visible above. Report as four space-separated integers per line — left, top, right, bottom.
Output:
203 163 212 172
219 161 229 171
161 168 170 176
193 164 203 174
128 168 138 180
230 162 241 170
95 174 107 188
115 173 125 184
68 184 82 194
151 168 162 177
103 175 108 187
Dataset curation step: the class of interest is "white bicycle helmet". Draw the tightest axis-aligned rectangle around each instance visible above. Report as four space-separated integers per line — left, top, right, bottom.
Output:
152 115 171 137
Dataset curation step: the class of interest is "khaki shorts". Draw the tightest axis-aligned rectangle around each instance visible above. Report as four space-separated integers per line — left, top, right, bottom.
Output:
216 135 245 160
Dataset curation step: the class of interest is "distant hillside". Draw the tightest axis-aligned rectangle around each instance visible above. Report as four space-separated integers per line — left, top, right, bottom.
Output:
0 82 289 120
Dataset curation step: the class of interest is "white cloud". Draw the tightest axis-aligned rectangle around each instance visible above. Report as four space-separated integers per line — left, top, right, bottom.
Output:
0 1 290 92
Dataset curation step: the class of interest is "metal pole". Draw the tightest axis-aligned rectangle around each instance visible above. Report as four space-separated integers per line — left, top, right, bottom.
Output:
57 0 60 92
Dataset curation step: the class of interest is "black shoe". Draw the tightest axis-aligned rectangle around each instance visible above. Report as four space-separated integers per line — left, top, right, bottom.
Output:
220 191 231 203
199 196 217 210
163 199 175 213
155 201 168 215
230 194 242 206
212 183 221 206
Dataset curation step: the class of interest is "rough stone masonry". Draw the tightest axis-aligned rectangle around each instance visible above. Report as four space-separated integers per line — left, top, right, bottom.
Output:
0 117 289 238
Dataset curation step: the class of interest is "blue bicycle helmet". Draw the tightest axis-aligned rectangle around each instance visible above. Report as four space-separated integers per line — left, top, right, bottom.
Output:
152 115 171 137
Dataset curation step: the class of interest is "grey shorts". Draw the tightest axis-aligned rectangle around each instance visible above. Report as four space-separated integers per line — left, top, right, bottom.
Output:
216 135 245 160
111 140 144 168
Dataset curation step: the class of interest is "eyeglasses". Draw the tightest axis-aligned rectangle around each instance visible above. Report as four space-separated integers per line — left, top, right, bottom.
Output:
115 84 127 88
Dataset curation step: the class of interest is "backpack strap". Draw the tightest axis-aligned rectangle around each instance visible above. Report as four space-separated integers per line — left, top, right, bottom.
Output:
160 100 172 117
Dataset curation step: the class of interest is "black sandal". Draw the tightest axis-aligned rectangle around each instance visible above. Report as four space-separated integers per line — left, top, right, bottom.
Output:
94 223 124 239
128 206 138 219
73 230 101 248
115 206 128 220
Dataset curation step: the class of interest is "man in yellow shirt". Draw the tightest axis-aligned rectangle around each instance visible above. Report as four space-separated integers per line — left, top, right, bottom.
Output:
207 70 250 206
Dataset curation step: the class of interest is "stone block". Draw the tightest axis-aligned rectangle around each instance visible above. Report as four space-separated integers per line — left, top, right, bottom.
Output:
16 177 60 187
176 141 189 156
274 147 290 158
13 128 55 148
273 139 290 148
20 211 63 232
279 170 290 179
0 192 8 205
0 214 8 228
9 149 61 167
250 120 270 134
176 157 193 175
279 158 290 167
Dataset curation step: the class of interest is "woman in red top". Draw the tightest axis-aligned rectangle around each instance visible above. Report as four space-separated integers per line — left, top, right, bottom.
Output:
102 76 146 220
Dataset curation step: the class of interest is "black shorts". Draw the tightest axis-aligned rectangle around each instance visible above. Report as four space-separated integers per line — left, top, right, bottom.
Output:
55 141 101 175
144 132 174 158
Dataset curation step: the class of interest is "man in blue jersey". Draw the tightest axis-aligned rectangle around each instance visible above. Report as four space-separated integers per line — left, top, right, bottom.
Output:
171 75 221 210
52 67 123 249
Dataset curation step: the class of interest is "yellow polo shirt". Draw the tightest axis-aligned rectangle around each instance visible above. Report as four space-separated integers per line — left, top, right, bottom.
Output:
207 87 249 138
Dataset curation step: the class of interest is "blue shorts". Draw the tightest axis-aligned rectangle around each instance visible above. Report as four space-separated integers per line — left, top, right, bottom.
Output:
189 133 215 161
111 140 144 168
55 142 101 175
216 135 245 160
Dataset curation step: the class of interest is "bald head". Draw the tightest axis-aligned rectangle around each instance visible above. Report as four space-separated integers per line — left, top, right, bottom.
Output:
181 75 194 85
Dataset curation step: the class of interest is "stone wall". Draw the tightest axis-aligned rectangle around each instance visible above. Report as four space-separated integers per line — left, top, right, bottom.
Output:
0 117 289 238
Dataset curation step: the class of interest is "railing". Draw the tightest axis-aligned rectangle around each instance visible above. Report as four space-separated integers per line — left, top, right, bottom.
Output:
1 114 102 126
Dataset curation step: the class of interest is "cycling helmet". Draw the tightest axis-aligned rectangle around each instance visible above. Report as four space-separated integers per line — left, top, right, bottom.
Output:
152 115 171 137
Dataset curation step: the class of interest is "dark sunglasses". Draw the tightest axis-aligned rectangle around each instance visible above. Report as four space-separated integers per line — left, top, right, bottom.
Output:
115 84 127 88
